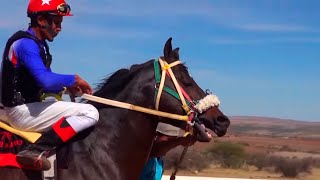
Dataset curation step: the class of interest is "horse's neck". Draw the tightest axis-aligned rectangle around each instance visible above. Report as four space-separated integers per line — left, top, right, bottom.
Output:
62 110 157 180
61 62 159 179
63 99 157 180
0 168 42 180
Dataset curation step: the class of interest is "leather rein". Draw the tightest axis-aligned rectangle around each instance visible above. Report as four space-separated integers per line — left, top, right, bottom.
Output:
80 58 220 127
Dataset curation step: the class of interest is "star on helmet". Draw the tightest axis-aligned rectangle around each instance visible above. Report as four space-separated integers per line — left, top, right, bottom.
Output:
42 0 51 5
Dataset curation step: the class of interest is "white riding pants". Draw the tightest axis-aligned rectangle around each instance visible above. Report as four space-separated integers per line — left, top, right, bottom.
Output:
3 101 99 133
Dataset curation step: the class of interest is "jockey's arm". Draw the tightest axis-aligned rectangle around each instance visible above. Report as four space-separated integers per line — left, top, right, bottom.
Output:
15 39 74 92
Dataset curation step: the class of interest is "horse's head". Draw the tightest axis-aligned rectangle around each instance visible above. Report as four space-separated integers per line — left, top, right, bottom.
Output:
156 38 230 141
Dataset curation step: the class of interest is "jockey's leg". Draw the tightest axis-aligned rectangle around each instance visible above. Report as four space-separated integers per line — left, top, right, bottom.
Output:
4 101 99 170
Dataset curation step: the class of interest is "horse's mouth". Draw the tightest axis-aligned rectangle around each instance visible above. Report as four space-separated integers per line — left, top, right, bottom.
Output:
197 115 230 138
201 125 214 140
193 121 213 142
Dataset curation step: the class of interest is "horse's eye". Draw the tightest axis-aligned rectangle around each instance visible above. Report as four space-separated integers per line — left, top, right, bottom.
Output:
183 82 193 87
179 74 193 87
181 78 193 87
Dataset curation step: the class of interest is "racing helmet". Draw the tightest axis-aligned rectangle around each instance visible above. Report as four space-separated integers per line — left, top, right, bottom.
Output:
27 0 72 17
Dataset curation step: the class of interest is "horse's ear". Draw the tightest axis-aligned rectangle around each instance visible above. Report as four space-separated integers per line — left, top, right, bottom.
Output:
172 47 180 60
164 37 173 60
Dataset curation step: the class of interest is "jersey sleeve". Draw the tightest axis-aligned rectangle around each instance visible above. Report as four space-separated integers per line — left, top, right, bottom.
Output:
12 38 75 93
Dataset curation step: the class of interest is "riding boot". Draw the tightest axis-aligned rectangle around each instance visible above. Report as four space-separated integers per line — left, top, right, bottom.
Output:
16 117 77 171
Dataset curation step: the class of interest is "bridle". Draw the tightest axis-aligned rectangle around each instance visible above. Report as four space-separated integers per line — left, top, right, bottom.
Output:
154 58 221 180
154 58 220 133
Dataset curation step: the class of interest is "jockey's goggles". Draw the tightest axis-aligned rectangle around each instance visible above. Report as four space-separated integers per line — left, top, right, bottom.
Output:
48 3 71 16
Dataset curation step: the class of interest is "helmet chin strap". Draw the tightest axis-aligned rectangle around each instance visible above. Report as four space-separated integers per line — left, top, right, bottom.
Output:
41 23 56 39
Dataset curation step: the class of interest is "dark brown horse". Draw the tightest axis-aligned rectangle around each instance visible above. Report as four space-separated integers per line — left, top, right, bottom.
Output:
0 38 230 180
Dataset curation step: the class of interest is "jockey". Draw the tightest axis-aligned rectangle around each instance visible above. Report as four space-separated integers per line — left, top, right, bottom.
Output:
0 0 99 171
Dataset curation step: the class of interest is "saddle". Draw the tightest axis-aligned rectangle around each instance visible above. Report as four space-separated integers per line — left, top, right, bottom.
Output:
0 117 79 172
0 120 42 168
0 121 41 143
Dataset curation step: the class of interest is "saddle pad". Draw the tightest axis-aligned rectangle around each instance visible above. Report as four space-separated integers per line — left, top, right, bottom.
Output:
0 121 41 143
0 153 20 168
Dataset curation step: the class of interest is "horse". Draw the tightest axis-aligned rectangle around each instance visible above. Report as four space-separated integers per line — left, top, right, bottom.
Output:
0 38 230 180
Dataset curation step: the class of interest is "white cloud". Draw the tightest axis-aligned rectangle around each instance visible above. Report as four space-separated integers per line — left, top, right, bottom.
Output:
2 1 316 35
208 37 320 45
236 23 314 32
73 1 316 34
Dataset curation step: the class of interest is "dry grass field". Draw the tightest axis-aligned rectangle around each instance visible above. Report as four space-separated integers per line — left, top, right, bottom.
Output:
164 116 320 180
166 167 320 180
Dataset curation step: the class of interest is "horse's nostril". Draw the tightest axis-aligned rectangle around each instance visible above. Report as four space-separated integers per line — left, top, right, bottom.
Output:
217 115 230 122
213 116 230 137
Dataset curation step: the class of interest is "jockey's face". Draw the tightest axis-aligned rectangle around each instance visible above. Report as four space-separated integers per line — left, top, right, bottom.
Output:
37 15 63 42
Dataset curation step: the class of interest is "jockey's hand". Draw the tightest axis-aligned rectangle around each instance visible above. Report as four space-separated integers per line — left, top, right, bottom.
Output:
71 74 93 95
66 86 78 96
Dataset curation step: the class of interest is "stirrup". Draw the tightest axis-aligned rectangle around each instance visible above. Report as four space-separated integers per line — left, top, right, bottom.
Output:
38 150 49 159
16 150 52 171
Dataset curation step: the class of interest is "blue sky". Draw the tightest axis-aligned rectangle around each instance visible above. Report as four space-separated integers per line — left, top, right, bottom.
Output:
1 0 319 121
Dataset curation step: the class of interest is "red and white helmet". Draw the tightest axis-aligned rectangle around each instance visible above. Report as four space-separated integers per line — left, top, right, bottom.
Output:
27 0 72 17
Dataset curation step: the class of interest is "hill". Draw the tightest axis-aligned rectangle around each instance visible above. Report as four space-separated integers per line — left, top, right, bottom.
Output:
228 116 320 138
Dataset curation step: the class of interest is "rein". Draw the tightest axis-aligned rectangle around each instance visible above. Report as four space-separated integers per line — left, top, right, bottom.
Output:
170 146 188 180
80 58 220 123
78 59 193 122
80 93 189 121
49 58 219 125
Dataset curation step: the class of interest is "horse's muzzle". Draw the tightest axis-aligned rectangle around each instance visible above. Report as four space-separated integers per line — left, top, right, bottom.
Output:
214 115 230 137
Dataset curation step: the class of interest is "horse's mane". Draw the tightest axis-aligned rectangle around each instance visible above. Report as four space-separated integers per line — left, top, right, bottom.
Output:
93 60 154 99
94 68 131 98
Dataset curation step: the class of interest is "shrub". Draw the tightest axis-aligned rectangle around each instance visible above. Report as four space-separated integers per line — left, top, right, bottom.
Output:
248 153 314 178
163 147 212 172
247 153 272 170
206 142 247 168
311 157 320 168
274 157 312 177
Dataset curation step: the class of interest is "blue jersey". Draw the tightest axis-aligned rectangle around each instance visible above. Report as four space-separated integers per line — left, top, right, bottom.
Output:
8 28 75 93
